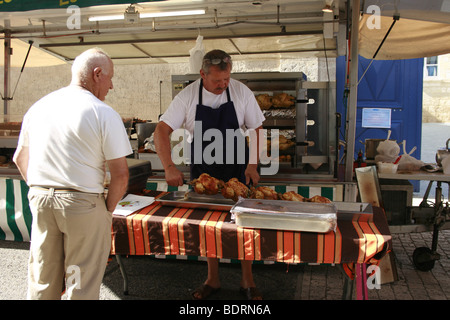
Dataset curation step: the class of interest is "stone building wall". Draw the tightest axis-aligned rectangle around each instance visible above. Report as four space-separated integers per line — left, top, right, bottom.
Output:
4 54 447 124
422 53 450 123
2 56 325 122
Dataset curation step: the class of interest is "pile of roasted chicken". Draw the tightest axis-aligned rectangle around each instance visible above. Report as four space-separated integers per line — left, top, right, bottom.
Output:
191 173 332 203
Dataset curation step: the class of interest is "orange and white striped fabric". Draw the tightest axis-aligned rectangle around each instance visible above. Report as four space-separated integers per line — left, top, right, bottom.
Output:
111 191 391 267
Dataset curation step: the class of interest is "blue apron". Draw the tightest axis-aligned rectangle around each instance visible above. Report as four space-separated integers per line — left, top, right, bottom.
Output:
190 80 248 183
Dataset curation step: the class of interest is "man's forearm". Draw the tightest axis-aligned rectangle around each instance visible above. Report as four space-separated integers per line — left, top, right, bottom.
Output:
105 157 129 212
154 122 175 169
248 126 263 166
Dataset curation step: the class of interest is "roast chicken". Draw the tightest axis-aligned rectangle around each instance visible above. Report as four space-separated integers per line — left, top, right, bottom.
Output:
221 178 250 202
190 174 332 204
281 191 305 202
191 173 224 195
308 195 332 203
272 93 295 108
255 94 273 110
251 186 279 200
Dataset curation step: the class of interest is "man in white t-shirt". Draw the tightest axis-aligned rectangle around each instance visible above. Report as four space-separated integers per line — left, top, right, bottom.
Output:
13 48 132 300
155 50 265 300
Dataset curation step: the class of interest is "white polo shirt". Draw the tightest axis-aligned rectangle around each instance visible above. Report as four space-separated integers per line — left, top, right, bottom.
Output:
160 78 265 141
18 85 132 193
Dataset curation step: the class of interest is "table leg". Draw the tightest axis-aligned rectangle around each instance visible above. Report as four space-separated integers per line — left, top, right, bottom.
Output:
115 255 129 295
339 265 354 300
419 181 434 207
342 276 354 300
431 182 443 253
413 182 444 271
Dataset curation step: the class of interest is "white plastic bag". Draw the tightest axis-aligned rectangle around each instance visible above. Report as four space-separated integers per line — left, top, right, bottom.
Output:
375 153 398 163
376 130 400 158
376 140 400 158
397 141 424 171
374 130 400 163
189 35 205 74
143 133 156 152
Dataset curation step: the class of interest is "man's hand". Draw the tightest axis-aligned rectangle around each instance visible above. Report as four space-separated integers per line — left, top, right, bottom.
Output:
165 165 185 187
245 163 259 186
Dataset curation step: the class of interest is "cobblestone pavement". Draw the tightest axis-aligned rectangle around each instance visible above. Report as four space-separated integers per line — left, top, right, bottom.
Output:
299 230 450 300
1 229 449 301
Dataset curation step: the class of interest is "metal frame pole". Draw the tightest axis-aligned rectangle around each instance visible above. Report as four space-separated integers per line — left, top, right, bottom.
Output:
344 0 360 182
3 20 11 116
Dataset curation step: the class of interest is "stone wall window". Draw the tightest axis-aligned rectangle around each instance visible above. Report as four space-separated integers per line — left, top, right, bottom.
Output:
425 56 438 77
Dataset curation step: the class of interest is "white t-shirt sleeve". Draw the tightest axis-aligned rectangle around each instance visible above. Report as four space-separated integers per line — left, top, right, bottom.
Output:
102 109 133 160
17 112 30 148
160 94 189 131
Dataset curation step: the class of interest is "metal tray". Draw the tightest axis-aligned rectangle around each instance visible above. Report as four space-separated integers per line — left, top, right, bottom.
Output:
333 202 373 221
334 201 372 212
231 199 337 233
158 191 234 211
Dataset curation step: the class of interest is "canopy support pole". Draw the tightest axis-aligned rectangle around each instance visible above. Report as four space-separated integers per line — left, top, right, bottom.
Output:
3 20 11 116
344 0 360 182
358 15 399 85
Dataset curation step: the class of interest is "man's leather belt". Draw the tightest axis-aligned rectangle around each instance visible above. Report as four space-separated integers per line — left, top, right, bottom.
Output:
32 186 80 193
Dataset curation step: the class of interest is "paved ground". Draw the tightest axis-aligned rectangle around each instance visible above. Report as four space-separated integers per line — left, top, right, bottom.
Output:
1 229 449 301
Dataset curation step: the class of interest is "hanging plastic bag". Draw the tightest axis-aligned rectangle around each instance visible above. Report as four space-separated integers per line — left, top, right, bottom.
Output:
189 35 205 74
143 134 156 152
397 141 424 171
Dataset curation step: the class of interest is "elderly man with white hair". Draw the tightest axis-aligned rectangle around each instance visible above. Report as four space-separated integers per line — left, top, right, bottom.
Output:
13 48 132 300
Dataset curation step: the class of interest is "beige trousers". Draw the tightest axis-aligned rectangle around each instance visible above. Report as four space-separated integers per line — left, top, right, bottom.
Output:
27 187 112 300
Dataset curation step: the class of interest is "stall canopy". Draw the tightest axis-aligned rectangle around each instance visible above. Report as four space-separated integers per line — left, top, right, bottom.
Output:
2 1 449 65
0 0 343 66
359 0 450 60
0 38 66 67
0 0 164 12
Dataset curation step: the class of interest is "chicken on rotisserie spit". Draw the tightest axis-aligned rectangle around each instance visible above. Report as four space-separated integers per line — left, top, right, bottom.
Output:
221 178 250 202
191 173 224 195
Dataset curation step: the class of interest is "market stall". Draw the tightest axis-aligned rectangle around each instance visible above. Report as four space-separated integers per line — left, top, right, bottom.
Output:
0 0 358 240
1 0 450 300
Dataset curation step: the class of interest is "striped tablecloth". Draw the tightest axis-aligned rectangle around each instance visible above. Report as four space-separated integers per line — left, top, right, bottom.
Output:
111 191 391 267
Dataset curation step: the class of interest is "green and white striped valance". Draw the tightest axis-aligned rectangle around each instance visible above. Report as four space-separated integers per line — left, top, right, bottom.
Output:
0 178 32 241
